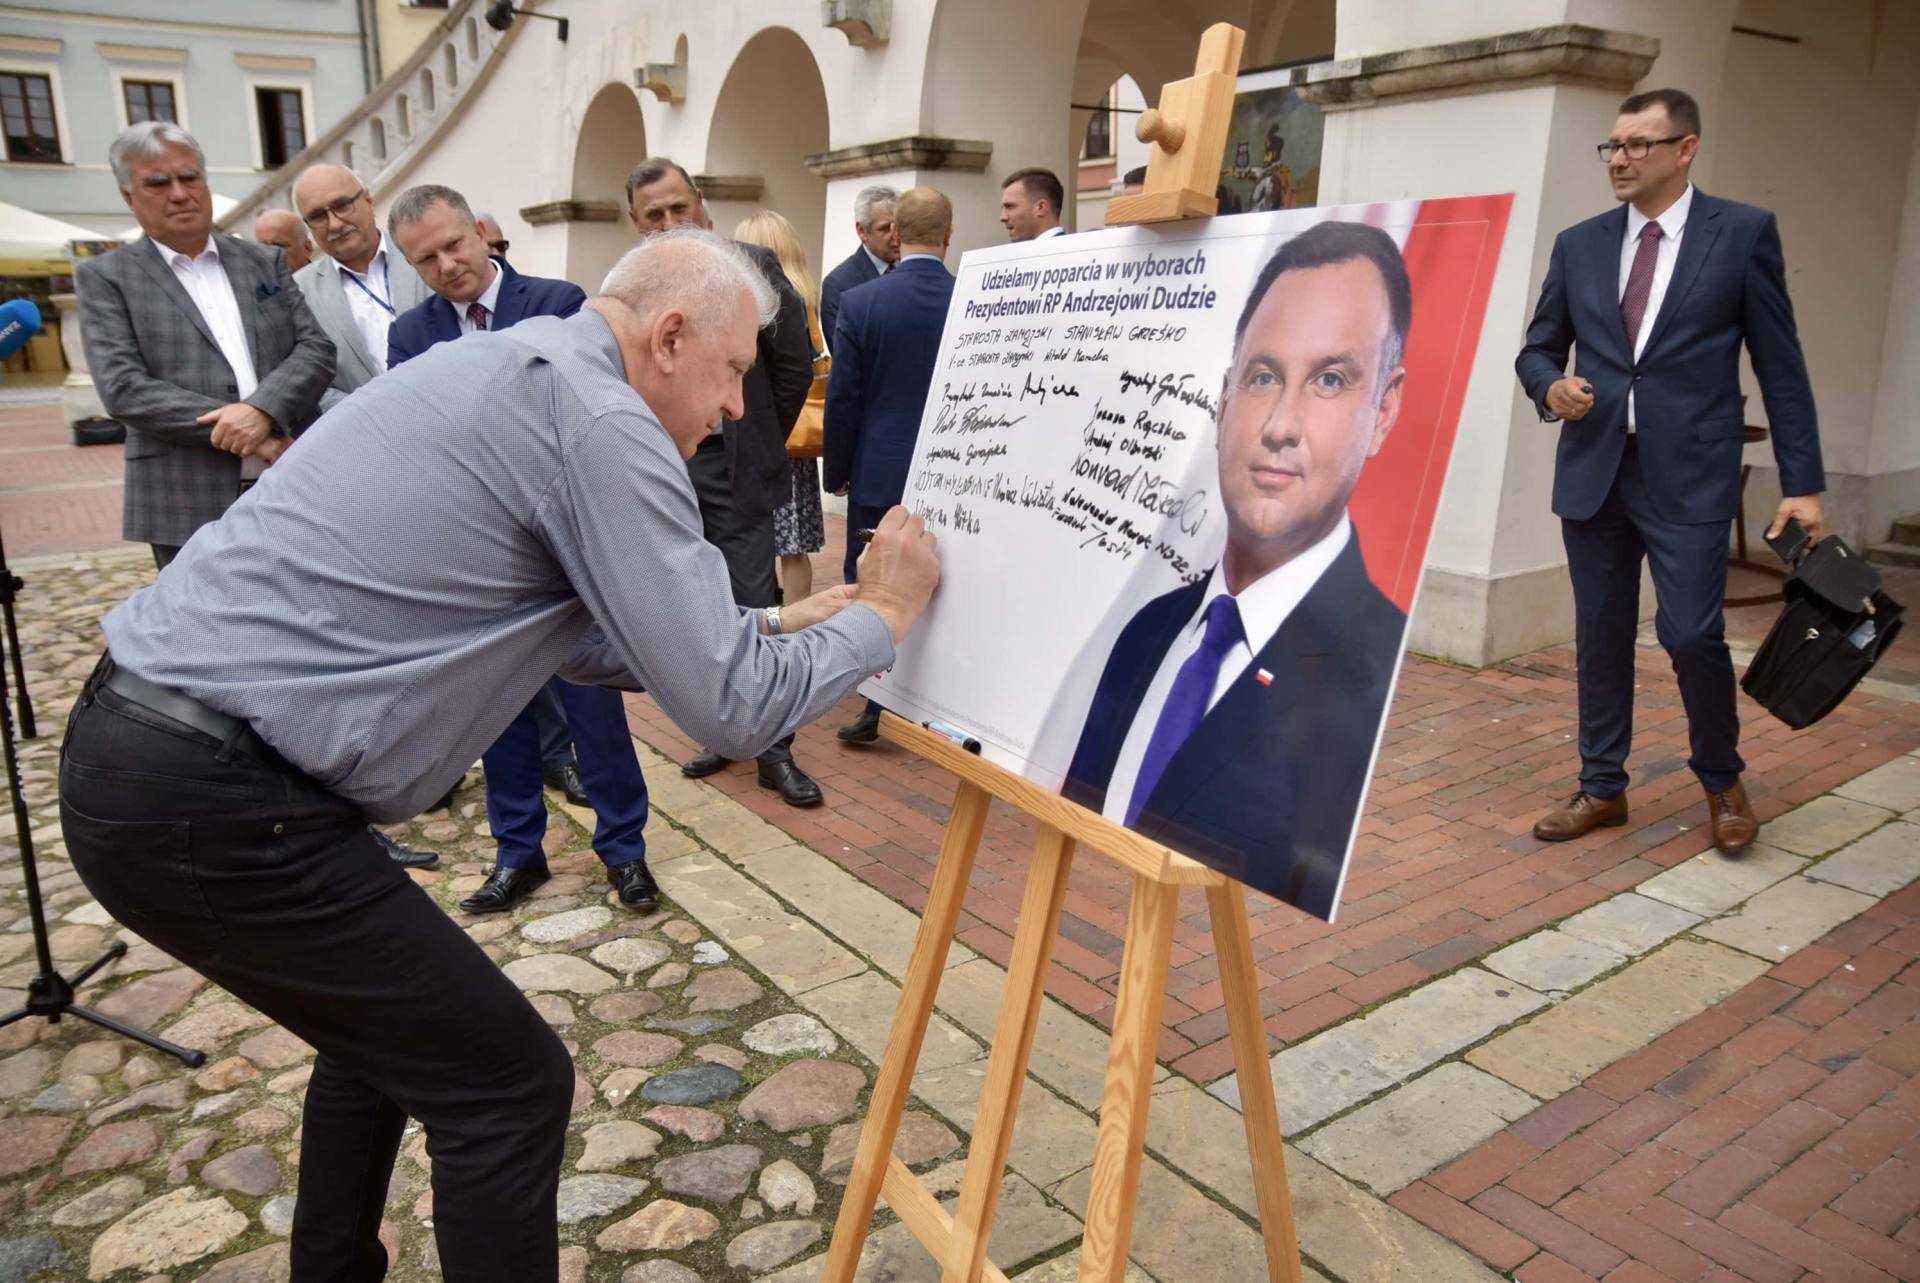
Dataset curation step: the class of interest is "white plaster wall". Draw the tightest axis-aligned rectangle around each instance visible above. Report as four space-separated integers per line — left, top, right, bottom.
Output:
1334 0 1571 58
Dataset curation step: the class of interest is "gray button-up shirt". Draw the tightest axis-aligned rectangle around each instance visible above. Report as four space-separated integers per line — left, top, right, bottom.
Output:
104 308 894 822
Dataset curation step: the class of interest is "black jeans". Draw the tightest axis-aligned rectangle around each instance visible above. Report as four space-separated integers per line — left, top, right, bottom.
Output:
58 657 573 1283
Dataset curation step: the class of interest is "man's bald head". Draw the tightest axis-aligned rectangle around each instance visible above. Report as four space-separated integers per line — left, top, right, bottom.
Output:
292 162 380 273
893 187 953 257
475 213 507 257
254 208 312 273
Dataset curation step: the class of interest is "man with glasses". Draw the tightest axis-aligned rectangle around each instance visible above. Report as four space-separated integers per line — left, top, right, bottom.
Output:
290 163 432 411
476 211 510 260
1063 221 1411 920
1517 87 1825 856
77 122 334 570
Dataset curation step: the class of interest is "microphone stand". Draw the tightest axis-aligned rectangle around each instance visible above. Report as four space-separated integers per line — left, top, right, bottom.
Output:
0 528 205 1066
0 526 32 739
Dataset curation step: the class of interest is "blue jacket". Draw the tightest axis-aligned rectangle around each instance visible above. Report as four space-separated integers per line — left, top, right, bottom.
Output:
387 257 584 367
1516 190 1822 524
820 244 881 357
823 256 954 507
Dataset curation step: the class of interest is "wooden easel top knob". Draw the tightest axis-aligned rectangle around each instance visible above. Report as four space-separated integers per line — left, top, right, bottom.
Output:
1135 107 1186 155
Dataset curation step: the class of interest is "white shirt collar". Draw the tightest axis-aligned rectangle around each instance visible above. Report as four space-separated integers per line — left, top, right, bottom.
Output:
860 243 890 276
336 234 390 283
156 236 218 270
897 252 942 266
1036 224 1066 239
1199 516 1352 654
1626 182 1694 244
469 259 504 316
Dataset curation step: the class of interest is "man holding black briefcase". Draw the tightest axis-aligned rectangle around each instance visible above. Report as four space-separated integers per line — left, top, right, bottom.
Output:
1517 87 1826 855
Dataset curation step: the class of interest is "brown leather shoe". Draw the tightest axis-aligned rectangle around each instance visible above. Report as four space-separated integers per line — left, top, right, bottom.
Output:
1705 781 1758 854
1533 791 1629 841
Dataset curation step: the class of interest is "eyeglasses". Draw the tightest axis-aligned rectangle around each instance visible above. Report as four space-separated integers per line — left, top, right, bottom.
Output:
301 190 367 227
1596 135 1687 162
487 239 509 254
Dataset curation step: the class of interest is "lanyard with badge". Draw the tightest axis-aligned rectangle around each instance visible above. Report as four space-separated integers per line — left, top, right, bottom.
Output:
342 267 394 316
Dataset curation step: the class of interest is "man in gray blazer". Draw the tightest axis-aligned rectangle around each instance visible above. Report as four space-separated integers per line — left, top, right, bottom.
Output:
77 122 334 568
290 163 431 411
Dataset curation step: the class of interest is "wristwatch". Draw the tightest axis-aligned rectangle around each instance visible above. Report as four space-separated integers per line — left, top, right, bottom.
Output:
765 605 783 636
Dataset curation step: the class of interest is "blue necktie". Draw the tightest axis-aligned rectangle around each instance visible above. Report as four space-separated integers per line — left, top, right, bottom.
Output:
1127 595 1243 825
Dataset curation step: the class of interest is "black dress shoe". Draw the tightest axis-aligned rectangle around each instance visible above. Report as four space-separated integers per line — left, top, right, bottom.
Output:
544 760 589 807
458 865 550 914
758 759 823 807
682 750 730 779
836 708 882 743
608 860 660 911
370 826 438 869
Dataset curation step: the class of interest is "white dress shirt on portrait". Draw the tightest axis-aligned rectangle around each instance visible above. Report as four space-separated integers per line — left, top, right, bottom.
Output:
1100 516 1352 824
158 237 264 479
1620 181 1693 430
338 234 401 375
457 260 505 334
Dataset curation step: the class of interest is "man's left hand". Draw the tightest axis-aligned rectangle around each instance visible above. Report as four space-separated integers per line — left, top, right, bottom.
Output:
199 402 275 456
778 584 859 633
1768 494 1824 545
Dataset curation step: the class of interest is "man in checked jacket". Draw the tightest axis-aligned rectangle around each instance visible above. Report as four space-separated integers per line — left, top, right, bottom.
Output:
77 121 334 569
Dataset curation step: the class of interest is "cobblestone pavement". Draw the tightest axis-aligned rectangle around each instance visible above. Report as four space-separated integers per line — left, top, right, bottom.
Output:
3 508 1917 1281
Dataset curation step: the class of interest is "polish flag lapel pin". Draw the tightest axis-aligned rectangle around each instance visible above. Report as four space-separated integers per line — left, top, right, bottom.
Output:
1255 668 1274 686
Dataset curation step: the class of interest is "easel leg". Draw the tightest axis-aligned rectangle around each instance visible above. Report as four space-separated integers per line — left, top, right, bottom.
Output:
1078 874 1179 1283
942 825 1077 1283
1208 881 1302 1283
821 781 993 1283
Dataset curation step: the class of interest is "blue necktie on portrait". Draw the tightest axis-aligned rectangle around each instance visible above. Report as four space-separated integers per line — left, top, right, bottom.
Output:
1126 594 1244 826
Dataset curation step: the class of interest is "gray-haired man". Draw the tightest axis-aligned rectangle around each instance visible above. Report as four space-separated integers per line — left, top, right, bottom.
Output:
61 227 939 1282
76 122 335 567
821 183 899 347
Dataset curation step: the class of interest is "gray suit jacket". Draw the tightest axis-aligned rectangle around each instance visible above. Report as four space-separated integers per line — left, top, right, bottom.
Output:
76 235 335 546
294 245 431 410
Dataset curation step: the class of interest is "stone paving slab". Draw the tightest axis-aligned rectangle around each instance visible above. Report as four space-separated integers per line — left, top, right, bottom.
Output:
1803 819 1920 898
1211 968 1546 1131
1832 748 1920 812
655 849 871 996
1481 930 1627 994
1634 841 1808 916
1692 874 1881 958
1554 892 1701 956
1056 1153 1286 1283
802 969 984 1074
1467 941 1768 1098
1284 1145 1509 1283
1301 1063 1541 1195
907 1055 1099 1192
1758 794 1895 856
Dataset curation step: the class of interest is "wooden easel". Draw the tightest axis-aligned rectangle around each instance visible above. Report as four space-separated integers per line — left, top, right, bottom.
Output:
819 25 1299 1283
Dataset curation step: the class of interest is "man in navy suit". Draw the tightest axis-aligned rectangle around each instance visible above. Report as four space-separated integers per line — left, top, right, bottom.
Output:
823 186 957 743
385 183 658 916
1063 221 1411 920
1517 88 1824 855
820 184 897 349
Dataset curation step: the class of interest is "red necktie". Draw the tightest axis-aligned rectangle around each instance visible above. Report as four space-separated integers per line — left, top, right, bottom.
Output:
1619 220 1663 350
466 301 489 331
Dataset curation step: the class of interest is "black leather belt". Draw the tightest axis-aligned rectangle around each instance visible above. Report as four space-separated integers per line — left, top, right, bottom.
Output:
102 659 280 763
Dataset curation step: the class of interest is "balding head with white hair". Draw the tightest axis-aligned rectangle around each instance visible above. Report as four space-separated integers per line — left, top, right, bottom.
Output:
589 227 777 459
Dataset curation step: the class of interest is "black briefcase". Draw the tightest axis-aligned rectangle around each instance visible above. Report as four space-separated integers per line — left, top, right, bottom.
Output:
1740 521 1903 729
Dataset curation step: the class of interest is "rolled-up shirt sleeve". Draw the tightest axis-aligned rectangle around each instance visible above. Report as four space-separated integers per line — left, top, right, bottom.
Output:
543 405 894 760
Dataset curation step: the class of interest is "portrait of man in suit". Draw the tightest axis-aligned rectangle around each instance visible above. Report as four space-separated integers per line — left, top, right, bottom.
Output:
76 121 335 570
1061 220 1413 919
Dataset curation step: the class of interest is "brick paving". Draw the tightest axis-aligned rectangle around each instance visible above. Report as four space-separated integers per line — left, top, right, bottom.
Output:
1 399 138 563
1394 884 1920 1282
623 515 1920 1083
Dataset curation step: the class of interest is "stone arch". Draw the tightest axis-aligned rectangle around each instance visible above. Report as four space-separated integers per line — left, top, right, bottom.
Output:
420 67 436 114
464 16 479 61
443 42 459 91
704 26 830 281
369 115 387 162
396 92 412 138
566 82 647 287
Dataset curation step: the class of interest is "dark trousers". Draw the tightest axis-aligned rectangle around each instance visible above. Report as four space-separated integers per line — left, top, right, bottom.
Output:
483 679 648 870
58 658 572 1283
1562 441 1743 799
530 679 573 775
686 437 794 766
150 543 181 570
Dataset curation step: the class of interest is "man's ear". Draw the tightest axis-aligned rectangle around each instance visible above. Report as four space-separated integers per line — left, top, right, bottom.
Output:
651 308 687 370
1368 365 1406 459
